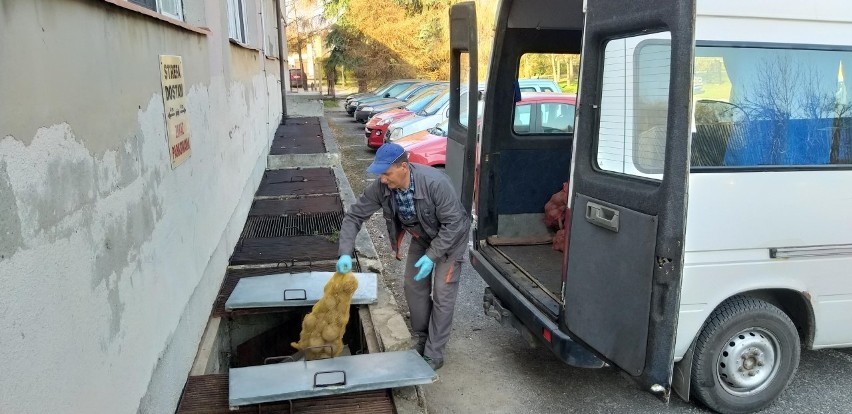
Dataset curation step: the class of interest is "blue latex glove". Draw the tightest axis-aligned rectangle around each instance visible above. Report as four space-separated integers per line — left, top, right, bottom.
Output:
414 255 434 281
337 255 352 273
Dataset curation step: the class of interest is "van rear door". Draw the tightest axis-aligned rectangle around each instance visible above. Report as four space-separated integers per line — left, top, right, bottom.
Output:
446 1 478 212
561 0 696 400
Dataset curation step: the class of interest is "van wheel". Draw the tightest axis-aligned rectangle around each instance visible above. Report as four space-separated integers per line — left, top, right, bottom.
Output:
691 296 800 414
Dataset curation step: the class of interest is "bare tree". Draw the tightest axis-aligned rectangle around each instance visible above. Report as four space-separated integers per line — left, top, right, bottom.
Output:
738 55 851 165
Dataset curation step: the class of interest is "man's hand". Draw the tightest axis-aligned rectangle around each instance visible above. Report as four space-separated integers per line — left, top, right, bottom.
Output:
414 255 434 281
337 255 352 273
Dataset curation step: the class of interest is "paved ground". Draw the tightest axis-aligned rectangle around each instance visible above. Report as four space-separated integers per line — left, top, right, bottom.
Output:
323 99 852 414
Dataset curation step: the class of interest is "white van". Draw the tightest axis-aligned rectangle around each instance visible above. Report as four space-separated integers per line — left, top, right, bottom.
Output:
446 0 852 412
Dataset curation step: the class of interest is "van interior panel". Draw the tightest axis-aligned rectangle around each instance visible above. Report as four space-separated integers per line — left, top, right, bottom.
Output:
495 214 549 238
564 194 658 376
507 0 584 30
497 150 570 214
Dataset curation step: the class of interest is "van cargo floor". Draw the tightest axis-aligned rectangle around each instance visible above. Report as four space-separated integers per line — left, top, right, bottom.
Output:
493 244 564 297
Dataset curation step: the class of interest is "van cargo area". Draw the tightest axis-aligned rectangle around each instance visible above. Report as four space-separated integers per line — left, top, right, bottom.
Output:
476 145 573 315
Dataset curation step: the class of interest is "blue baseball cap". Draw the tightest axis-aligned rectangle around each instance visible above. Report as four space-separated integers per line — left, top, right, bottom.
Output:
367 143 406 174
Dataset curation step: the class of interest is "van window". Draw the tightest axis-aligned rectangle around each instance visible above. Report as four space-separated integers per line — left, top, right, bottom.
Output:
597 33 672 178
689 46 852 168
517 53 577 93
513 53 579 135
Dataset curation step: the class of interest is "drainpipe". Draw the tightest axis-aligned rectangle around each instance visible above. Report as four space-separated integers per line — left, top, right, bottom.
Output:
275 0 287 124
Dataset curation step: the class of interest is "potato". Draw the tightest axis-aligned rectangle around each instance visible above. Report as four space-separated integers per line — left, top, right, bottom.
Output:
292 272 360 360
322 325 339 342
302 313 317 329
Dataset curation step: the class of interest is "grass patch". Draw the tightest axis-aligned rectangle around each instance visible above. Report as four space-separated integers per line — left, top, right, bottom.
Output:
326 230 340 243
323 99 339 109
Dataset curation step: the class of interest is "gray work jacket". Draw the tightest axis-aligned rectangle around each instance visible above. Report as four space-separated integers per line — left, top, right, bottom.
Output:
338 163 470 262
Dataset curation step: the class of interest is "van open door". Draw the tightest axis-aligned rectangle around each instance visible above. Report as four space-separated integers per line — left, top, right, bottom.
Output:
561 0 696 400
446 1 478 213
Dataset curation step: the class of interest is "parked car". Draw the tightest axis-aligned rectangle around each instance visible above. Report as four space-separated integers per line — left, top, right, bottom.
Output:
517 78 562 92
386 84 485 142
289 68 304 89
400 121 449 166
364 86 448 149
345 79 421 115
344 81 395 104
404 93 577 166
354 82 447 123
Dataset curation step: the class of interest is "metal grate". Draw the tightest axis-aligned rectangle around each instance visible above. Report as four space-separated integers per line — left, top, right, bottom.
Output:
228 236 340 266
176 374 393 413
270 118 326 155
250 196 343 216
240 212 343 239
256 169 338 198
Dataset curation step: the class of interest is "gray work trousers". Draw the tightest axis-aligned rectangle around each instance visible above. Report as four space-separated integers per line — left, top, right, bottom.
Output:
403 240 464 361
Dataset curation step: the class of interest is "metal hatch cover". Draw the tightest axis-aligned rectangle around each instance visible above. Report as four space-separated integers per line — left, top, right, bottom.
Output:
228 350 437 406
225 272 378 310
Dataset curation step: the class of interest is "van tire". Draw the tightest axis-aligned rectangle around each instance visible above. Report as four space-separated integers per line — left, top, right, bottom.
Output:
690 296 800 414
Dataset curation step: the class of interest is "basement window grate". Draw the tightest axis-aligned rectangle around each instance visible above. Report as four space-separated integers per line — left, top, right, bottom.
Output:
240 212 344 239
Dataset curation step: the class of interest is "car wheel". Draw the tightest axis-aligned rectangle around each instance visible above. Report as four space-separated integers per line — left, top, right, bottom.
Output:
691 296 800 414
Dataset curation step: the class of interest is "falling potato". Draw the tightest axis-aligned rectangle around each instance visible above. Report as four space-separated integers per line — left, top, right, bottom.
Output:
291 271 359 360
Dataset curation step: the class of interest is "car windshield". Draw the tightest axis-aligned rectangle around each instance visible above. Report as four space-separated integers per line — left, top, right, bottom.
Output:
372 81 394 95
405 87 446 113
419 91 451 116
395 83 430 99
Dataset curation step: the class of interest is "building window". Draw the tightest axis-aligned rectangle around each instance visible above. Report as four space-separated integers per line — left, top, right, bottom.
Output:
228 0 249 44
128 0 184 21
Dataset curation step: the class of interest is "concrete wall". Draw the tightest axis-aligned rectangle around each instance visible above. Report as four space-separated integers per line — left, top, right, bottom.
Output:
0 0 284 412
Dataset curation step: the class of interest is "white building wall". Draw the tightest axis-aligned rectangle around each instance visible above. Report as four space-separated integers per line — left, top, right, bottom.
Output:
0 1 283 412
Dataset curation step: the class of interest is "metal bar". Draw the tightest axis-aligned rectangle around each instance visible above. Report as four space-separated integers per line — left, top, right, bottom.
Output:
275 0 286 122
770 244 852 259
228 351 436 406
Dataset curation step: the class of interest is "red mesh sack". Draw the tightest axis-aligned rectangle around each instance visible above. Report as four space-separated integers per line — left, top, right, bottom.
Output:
543 182 569 229
552 229 567 252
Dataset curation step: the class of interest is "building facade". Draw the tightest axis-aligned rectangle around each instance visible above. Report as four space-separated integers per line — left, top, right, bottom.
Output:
0 0 287 412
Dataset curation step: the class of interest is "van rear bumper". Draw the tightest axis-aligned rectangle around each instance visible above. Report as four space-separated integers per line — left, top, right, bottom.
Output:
472 248 605 369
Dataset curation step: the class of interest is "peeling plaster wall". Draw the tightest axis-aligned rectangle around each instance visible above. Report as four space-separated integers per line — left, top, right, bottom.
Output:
0 1 281 412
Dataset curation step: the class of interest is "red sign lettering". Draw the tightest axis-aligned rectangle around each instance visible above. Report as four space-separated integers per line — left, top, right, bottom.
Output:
171 139 191 159
174 122 185 138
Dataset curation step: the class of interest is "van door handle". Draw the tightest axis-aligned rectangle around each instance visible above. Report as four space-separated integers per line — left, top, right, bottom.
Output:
585 202 619 232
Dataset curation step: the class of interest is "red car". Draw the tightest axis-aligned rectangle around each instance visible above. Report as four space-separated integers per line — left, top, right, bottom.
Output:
406 93 577 167
364 109 416 148
404 132 447 167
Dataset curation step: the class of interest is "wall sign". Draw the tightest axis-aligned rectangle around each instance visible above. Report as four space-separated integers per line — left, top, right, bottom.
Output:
159 55 191 168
